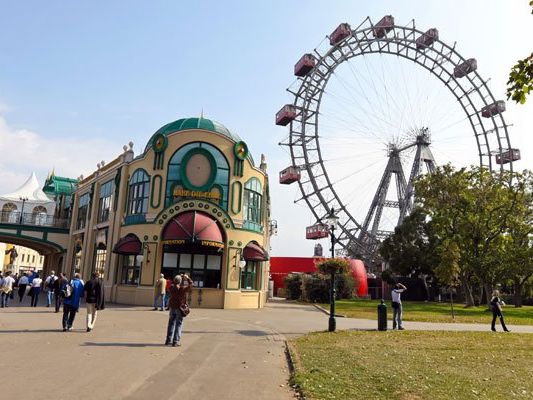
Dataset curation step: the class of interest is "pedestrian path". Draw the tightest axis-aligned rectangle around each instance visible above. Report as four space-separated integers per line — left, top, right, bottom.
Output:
1 300 531 400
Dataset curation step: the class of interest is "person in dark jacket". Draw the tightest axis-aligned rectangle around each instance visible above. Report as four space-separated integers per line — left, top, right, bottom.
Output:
84 271 105 332
165 274 192 347
54 273 68 313
490 290 510 332
62 273 84 331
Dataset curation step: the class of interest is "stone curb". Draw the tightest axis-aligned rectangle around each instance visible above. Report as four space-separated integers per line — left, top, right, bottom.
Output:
312 303 346 318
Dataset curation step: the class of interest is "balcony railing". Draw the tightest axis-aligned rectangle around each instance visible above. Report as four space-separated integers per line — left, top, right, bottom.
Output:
0 211 70 229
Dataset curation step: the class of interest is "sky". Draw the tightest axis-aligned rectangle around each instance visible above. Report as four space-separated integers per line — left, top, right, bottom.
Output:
0 0 532 257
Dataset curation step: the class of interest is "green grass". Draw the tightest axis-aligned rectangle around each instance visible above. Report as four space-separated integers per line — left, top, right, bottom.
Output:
290 330 533 400
318 299 533 325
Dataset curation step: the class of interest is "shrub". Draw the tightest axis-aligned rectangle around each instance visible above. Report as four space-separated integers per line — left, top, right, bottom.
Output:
316 257 350 275
301 272 355 302
284 273 303 300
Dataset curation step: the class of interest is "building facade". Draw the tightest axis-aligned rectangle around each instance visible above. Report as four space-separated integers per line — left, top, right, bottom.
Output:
2 244 45 275
65 117 271 309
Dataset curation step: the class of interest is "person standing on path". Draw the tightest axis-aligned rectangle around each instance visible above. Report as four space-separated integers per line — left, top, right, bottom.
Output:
0 271 15 308
153 274 167 311
17 273 29 303
84 272 105 332
53 273 68 312
62 273 84 331
490 290 510 332
391 283 407 330
44 271 57 308
29 274 43 307
165 274 193 347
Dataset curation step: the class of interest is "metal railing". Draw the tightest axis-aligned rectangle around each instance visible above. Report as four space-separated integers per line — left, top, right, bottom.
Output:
0 211 70 229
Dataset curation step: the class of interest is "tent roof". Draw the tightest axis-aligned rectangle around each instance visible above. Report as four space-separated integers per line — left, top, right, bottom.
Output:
0 172 54 204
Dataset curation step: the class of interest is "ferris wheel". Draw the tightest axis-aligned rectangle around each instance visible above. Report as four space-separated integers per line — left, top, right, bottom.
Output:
277 16 520 261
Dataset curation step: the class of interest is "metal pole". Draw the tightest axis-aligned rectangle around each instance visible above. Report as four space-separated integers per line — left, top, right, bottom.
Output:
328 226 336 332
19 198 26 224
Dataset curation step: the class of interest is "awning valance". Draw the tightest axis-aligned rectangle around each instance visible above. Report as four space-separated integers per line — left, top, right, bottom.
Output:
112 233 142 255
243 242 269 261
162 211 224 249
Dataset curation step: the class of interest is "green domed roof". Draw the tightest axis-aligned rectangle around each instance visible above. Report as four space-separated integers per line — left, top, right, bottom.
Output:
145 117 242 153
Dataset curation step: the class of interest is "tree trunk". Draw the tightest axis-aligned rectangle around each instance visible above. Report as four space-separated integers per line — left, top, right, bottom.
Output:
514 281 523 308
450 287 455 319
462 280 475 307
483 282 493 309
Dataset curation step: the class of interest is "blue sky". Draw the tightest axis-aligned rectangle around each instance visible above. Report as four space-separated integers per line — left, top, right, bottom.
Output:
1 1 532 256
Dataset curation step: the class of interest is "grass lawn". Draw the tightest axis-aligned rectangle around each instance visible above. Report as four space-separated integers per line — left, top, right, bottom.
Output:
289 330 533 400
318 299 533 325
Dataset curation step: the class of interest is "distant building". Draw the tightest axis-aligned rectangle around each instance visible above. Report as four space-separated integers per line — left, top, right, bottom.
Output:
2 243 44 275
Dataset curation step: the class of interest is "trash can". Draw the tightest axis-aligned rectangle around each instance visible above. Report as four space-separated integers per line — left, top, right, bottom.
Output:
377 299 387 331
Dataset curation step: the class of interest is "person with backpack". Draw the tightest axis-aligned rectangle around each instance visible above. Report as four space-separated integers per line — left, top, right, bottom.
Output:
391 283 407 330
490 290 510 332
44 271 57 308
54 273 68 312
61 273 84 331
165 274 192 347
84 272 105 332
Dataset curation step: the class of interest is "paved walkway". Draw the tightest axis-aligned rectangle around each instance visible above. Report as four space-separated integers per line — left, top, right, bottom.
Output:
1 299 531 400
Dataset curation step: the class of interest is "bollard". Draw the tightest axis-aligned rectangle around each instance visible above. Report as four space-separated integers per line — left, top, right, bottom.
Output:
377 299 387 331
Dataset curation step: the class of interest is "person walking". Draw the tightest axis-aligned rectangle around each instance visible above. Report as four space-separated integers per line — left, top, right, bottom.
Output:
490 290 510 332
30 273 43 307
44 271 57 308
84 272 105 332
53 273 68 312
1 271 15 308
165 274 193 347
153 274 167 311
17 273 29 302
391 282 407 330
61 273 84 331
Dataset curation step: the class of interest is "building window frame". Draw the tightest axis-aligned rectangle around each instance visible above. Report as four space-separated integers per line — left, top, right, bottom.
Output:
97 180 115 223
161 247 222 289
241 261 259 290
243 178 263 232
121 255 142 285
76 193 90 230
127 169 150 216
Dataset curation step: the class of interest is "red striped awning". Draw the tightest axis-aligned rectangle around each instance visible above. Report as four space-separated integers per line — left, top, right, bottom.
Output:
162 211 224 249
112 233 142 255
243 241 269 261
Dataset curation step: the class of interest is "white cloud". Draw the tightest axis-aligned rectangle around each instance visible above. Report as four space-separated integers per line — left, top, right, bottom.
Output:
0 115 123 194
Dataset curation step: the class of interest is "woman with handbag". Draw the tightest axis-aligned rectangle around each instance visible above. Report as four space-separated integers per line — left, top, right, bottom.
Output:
165 274 192 347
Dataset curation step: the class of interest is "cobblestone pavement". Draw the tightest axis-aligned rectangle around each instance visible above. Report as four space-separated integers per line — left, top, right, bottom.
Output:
1 299 531 400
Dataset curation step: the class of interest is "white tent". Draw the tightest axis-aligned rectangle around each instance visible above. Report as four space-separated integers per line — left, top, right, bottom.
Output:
0 173 56 220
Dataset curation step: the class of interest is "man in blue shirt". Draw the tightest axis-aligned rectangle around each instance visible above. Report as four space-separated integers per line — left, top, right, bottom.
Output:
62 273 85 331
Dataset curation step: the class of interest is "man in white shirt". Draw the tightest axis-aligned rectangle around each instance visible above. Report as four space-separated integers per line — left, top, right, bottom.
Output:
17 273 29 302
1 271 16 308
30 274 43 307
391 283 407 330
45 271 57 308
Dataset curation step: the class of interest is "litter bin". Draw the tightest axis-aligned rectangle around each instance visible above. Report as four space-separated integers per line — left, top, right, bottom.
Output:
377 299 387 331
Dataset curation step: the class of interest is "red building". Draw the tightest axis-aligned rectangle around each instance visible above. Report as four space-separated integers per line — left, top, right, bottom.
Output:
270 256 368 297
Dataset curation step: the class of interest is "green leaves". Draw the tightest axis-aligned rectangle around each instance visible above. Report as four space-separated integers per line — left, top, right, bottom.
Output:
316 257 350 275
506 53 533 104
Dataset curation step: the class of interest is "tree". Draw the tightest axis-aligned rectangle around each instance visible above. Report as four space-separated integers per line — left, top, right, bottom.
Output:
415 166 530 306
380 207 438 299
434 240 461 318
506 1 533 104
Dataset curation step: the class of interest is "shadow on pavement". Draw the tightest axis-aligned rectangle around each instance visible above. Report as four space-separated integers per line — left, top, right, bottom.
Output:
81 342 166 348
0 329 62 334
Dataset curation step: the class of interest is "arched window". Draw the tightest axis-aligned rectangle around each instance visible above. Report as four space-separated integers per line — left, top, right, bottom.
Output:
128 169 150 216
243 178 262 232
1 203 18 223
32 205 48 226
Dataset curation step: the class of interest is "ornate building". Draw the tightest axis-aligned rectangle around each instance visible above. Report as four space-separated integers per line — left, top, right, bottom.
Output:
66 117 271 308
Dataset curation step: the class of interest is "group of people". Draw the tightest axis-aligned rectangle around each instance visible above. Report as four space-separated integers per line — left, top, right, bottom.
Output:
0 270 50 308
0 269 106 332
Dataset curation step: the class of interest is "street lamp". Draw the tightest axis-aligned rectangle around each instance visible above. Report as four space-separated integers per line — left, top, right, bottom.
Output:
326 207 339 332
19 196 28 224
